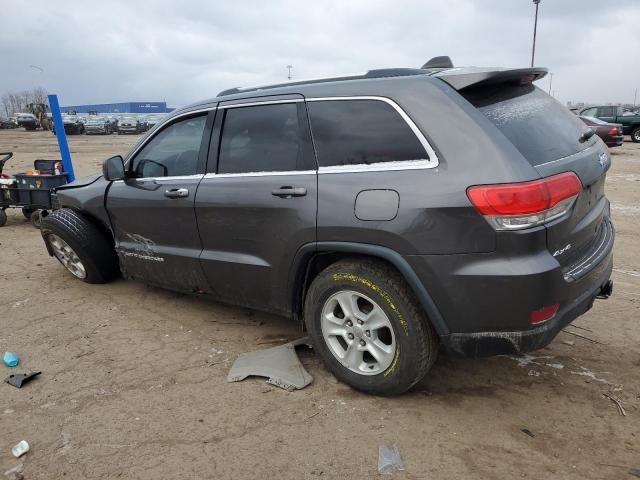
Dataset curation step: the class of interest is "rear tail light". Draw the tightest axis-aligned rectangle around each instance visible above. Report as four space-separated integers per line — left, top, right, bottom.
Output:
529 303 559 324
466 172 582 230
607 127 618 135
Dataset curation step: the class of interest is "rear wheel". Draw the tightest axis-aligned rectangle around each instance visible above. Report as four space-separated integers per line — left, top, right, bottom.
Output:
41 208 118 283
631 127 640 143
304 259 439 395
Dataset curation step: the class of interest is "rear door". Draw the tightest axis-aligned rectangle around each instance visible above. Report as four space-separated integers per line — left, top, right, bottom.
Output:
463 84 611 274
106 110 214 291
195 96 317 314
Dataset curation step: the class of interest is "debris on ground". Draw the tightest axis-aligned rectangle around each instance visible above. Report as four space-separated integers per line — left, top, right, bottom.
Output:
378 443 405 475
4 371 41 389
227 337 313 391
521 428 535 438
562 340 575 346
2 352 19 367
3 463 23 480
11 441 29 458
602 392 627 416
561 329 602 344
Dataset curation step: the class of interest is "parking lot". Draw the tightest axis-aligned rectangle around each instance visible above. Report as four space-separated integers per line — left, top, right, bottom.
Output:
1 129 639 479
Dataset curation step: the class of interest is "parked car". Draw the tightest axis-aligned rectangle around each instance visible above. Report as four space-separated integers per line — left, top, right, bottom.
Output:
53 116 85 135
0 118 19 129
85 117 116 135
39 58 614 395
578 105 640 142
16 113 40 130
579 116 624 147
117 117 143 134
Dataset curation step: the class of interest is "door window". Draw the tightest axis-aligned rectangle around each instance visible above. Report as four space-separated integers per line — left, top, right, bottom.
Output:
597 106 617 117
217 103 315 174
306 99 428 167
580 107 597 117
131 114 207 178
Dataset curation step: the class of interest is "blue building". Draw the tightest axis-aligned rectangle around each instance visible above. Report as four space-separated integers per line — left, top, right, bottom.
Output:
60 102 173 114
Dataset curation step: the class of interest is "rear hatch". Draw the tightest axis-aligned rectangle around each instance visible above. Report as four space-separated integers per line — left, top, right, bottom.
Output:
454 76 610 278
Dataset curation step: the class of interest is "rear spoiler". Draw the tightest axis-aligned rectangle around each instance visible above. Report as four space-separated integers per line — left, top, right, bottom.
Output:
433 67 548 91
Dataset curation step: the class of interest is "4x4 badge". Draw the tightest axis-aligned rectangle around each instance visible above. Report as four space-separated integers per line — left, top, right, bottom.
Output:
599 152 609 167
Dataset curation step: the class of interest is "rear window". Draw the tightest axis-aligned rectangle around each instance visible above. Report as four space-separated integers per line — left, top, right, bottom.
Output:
464 84 596 166
307 99 428 168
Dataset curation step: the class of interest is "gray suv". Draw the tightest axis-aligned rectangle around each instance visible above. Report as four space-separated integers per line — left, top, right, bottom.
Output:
40 58 614 395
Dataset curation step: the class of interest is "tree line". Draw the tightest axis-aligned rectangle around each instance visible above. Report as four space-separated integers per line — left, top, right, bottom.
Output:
1 87 48 117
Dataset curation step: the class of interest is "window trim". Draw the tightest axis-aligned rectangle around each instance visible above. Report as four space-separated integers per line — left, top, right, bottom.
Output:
306 95 439 173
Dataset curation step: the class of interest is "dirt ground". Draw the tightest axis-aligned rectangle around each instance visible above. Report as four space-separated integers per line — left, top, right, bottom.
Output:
0 129 639 479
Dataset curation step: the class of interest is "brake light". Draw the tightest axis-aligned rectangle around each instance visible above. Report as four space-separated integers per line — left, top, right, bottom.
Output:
466 172 582 230
529 304 559 324
607 127 618 135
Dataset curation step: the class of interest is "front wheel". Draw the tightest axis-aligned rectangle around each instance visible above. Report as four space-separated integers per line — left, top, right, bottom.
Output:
41 209 118 283
304 259 439 395
631 127 640 143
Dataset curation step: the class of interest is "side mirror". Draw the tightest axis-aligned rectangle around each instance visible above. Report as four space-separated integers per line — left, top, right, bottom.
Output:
103 155 125 181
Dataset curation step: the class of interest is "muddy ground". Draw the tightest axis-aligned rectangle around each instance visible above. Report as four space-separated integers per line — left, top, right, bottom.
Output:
0 129 639 479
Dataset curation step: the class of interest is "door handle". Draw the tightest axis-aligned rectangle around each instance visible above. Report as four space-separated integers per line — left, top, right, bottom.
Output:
271 186 307 198
164 188 189 198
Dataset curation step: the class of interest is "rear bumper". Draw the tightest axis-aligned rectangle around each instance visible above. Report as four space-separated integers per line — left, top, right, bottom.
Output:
405 217 615 357
605 136 624 147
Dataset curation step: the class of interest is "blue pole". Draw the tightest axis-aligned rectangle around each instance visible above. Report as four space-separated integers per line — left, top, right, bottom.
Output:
48 94 75 182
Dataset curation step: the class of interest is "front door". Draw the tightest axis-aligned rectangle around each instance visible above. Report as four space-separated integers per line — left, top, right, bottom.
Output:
106 110 214 291
195 97 318 314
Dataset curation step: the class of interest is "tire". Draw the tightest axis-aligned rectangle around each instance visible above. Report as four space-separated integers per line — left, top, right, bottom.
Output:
304 259 439 395
0 209 7 227
30 210 42 229
40 208 118 283
631 127 640 143
22 207 34 219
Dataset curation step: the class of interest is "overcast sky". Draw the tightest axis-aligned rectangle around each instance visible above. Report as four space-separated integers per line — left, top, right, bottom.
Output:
1 0 639 108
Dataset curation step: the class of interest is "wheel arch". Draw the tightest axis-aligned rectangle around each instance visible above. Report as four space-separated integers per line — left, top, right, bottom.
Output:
289 242 450 336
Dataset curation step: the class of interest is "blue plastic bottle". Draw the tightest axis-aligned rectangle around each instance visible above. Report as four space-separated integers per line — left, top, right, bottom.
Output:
3 352 19 367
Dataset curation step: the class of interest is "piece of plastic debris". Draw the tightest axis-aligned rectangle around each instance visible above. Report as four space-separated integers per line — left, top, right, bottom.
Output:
521 428 535 438
3 463 23 480
5 372 41 389
11 441 29 458
378 444 405 475
3 352 19 367
227 337 313 391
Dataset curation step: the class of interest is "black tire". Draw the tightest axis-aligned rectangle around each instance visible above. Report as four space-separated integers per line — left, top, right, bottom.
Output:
631 127 640 143
30 210 42 229
0 209 7 227
22 207 34 219
304 259 439 395
40 208 118 283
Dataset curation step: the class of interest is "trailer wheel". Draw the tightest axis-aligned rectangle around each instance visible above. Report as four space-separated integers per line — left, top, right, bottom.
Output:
41 209 118 283
30 210 42 229
22 207 34 219
0 209 7 227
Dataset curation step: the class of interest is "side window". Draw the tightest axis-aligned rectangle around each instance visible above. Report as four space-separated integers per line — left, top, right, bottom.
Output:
598 106 616 117
131 114 206 178
581 107 597 117
217 103 315 174
307 99 428 167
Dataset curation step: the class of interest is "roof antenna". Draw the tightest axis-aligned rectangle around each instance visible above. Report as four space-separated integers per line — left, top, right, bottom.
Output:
421 56 454 69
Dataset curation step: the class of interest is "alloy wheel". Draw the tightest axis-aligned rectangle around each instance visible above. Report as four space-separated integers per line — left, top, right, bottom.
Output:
48 234 87 279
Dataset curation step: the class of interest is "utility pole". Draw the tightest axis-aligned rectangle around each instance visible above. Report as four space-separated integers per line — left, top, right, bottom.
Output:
548 73 553 96
634 88 638 107
531 0 541 67
286 65 293 81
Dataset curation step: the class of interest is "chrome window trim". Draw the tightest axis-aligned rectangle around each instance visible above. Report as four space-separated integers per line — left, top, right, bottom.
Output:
203 170 315 179
112 174 204 183
220 98 304 109
125 107 215 164
306 95 439 172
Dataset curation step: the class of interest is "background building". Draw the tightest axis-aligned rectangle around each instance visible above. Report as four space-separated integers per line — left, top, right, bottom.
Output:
59 101 173 114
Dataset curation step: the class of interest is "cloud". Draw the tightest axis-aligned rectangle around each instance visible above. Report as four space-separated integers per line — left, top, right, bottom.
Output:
0 0 638 107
